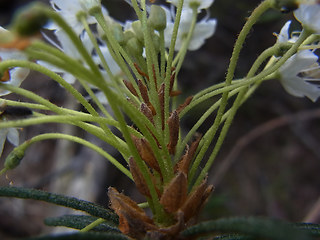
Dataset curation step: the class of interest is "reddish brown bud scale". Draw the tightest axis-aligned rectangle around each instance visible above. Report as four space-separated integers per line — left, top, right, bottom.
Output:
175 145 190 175
158 83 165 130
148 102 157 116
176 96 193 114
160 172 188 213
123 79 138 97
167 110 180 155
108 187 156 239
169 90 182 97
131 135 161 173
134 63 149 80
129 157 152 197
175 135 201 175
169 71 176 93
140 103 154 124
138 79 150 104
180 178 214 222
108 187 153 224
140 138 161 172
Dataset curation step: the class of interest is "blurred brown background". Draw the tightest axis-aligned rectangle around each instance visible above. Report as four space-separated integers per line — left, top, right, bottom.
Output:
0 0 319 238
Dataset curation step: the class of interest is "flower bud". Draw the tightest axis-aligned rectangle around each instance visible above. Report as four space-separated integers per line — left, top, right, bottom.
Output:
4 146 25 170
79 0 101 15
126 37 143 57
148 5 167 31
272 0 299 13
11 3 48 36
112 23 125 45
123 30 136 43
131 20 144 43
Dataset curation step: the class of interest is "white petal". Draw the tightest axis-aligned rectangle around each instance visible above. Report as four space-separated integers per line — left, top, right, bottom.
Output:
188 19 217 50
95 91 108 105
62 72 77 84
0 50 29 96
7 128 19 146
0 128 9 156
294 4 320 34
279 50 320 102
55 30 82 60
99 46 121 76
277 21 291 43
280 75 320 101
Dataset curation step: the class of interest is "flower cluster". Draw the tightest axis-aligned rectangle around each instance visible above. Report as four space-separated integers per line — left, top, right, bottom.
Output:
275 4 320 102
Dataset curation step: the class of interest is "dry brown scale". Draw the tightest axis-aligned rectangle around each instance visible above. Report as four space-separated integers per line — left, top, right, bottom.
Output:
108 63 214 239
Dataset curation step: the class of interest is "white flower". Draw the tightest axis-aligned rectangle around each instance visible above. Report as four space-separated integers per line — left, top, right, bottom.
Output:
48 0 108 35
276 21 298 44
0 128 19 157
38 30 94 84
164 7 217 51
0 27 29 96
167 0 214 11
278 50 320 102
294 3 320 34
92 46 121 78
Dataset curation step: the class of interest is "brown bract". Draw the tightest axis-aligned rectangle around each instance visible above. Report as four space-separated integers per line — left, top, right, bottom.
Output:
108 187 157 239
111 63 212 239
108 174 213 239
160 172 188 213
167 111 179 155
175 135 201 175
123 79 139 97
131 135 160 172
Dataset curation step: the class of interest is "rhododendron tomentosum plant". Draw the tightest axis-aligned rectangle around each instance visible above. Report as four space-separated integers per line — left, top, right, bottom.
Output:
0 0 320 239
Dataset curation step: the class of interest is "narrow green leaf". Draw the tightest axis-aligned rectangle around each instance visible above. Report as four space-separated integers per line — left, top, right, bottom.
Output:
23 232 128 240
44 215 120 232
0 186 118 223
294 223 320 237
213 235 253 240
182 217 313 240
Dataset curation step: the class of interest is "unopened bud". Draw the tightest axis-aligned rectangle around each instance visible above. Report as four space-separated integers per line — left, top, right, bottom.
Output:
11 3 48 36
148 5 167 31
131 21 144 43
272 0 299 13
80 0 101 15
126 37 143 57
124 30 135 43
112 23 125 45
4 146 25 170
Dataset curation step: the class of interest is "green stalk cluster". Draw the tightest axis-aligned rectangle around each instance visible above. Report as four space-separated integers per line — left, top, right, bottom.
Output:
0 0 317 232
